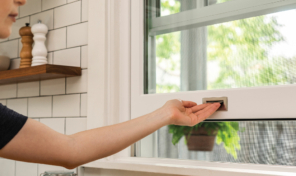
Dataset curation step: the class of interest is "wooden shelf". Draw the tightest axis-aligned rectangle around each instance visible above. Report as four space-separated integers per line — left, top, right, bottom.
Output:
0 64 81 86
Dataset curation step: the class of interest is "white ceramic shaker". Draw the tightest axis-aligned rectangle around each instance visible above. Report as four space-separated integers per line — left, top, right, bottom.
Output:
31 20 48 66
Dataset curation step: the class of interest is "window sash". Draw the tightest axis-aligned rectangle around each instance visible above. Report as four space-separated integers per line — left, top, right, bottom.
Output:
149 0 296 36
135 0 296 120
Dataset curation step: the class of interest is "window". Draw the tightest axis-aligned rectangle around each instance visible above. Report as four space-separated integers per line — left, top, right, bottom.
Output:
131 0 296 168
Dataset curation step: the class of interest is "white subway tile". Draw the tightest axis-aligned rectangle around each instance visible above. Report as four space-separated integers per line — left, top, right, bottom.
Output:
66 117 87 135
0 40 19 59
38 164 76 176
28 96 52 118
30 117 40 121
0 159 15 176
82 0 88 22
9 17 30 40
54 47 80 67
67 22 88 48
9 58 21 70
7 98 28 116
68 0 80 3
30 10 54 30
66 69 87 94
41 78 65 95
16 7 20 19
17 81 39 98
20 0 41 17
0 84 17 99
40 118 65 134
46 28 66 52
54 2 81 29
0 99 7 106
0 38 8 43
47 52 53 64
81 45 88 69
81 93 87 116
42 0 66 11
16 161 38 176
53 94 80 117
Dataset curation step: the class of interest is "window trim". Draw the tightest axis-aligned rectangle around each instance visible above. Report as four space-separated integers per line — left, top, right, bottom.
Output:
84 0 296 175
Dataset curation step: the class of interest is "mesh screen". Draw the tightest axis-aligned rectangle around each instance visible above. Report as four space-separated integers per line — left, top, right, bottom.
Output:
157 121 296 166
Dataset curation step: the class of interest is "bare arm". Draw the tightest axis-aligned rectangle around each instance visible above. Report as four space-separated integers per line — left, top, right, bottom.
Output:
0 100 220 169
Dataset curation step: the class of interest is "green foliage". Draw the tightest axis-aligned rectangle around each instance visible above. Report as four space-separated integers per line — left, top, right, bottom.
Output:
156 84 180 93
207 15 284 89
160 0 180 16
168 122 242 159
154 1 285 90
156 32 180 63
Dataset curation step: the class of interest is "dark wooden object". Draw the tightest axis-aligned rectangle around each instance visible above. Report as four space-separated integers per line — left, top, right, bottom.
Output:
0 64 81 85
19 23 34 68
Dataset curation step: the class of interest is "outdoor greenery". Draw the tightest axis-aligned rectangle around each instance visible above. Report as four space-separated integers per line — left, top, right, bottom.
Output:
155 0 288 91
168 122 241 159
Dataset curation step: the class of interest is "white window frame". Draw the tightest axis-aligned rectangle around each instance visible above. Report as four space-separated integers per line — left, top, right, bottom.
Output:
83 0 296 175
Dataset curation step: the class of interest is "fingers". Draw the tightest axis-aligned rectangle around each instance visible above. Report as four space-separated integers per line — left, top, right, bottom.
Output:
182 100 197 108
195 103 221 122
190 103 212 113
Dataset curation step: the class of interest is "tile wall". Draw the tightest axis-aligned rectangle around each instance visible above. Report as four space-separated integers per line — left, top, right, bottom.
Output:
0 0 88 175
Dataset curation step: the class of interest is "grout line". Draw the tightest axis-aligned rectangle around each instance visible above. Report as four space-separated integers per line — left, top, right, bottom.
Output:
32 116 83 119
64 118 66 135
49 45 87 53
81 0 82 22
39 80 41 96
53 7 55 29
24 1 79 18
51 95 53 117
66 27 67 48
16 83 18 98
18 6 20 19
27 98 29 117
52 52 54 65
65 77 67 94
2 93 85 101
49 21 88 31
80 46 82 67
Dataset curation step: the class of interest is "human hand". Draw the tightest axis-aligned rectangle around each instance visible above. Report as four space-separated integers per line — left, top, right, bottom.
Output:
160 99 221 126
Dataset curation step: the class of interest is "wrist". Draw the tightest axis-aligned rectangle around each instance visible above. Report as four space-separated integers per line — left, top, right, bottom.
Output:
153 107 172 126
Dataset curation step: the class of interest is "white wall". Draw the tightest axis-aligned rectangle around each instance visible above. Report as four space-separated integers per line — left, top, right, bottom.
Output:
0 0 88 175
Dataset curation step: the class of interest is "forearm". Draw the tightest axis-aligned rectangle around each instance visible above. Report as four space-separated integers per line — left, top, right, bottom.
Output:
68 108 170 168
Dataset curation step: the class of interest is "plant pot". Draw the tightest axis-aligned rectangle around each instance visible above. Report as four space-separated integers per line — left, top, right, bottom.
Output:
185 127 218 151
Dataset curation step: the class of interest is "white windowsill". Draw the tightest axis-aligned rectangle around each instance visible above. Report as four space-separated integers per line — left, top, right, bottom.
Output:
82 157 296 176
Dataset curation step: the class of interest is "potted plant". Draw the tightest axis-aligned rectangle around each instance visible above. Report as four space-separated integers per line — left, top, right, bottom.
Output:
168 122 241 159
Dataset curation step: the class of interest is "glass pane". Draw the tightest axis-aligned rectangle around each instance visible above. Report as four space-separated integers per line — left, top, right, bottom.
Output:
145 1 296 94
160 0 233 17
136 121 296 166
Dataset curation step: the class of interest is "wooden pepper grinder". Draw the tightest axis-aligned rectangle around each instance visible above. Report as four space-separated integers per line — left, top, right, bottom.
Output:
19 23 34 68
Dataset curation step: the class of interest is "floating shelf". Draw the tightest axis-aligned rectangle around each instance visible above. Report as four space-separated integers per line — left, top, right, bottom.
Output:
0 64 81 86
